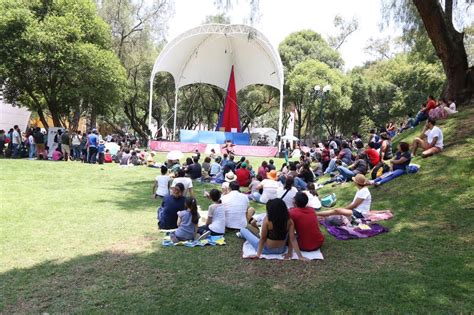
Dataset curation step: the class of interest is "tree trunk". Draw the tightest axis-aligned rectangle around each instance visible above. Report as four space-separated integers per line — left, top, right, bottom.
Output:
37 108 49 129
413 0 473 104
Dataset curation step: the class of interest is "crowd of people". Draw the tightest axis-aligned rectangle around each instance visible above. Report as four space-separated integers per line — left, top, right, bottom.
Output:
2 94 454 259
154 95 453 259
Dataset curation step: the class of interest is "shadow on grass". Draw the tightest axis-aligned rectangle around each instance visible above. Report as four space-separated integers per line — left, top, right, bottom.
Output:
1 233 472 313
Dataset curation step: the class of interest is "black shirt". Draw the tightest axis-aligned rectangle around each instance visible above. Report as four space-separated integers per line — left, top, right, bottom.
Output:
188 163 202 179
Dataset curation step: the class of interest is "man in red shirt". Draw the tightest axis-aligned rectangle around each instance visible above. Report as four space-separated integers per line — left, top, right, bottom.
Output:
235 162 251 187
365 142 380 168
288 192 325 252
414 95 436 126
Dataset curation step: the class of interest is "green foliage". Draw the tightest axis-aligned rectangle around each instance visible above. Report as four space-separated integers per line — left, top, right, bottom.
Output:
0 0 126 128
279 30 344 75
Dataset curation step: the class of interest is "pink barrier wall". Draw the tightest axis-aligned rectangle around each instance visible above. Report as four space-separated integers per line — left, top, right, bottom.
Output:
150 141 278 157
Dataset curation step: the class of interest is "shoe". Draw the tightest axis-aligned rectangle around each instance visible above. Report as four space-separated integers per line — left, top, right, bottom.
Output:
197 230 211 241
235 232 243 239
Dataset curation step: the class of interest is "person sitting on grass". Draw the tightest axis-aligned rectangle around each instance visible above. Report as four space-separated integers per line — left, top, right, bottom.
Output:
209 156 222 177
302 183 322 211
251 170 281 204
153 165 170 198
120 149 131 166
170 197 200 243
198 189 225 236
337 153 369 182
289 192 325 252
104 149 113 163
157 183 186 230
222 181 254 230
240 198 308 260
277 175 298 210
317 174 371 220
411 117 444 158
379 132 393 161
298 162 315 184
235 162 251 187
52 146 63 161
171 169 194 197
369 141 412 187
248 174 262 195
365 141 380 168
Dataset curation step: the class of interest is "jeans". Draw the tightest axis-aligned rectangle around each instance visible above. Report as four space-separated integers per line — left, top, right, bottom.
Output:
413 112 428 127
240 227 287 255
250 192 262 203
294 176 308 190
373 168 406 185
324 159 338 174
88 146 98 164
337 166 355 181
12 143 20 158
72 145 81 160
29 144 36 159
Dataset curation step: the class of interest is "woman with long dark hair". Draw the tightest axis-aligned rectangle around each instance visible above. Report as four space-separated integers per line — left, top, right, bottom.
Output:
240 199 307 260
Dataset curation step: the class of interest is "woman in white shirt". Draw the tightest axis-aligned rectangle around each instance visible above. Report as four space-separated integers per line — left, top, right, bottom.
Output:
251 170 282 204
317 174 371 219
152 165 171 198
276 175 298 209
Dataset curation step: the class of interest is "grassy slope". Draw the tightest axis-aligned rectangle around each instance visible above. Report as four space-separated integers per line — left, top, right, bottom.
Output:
0 108 473 313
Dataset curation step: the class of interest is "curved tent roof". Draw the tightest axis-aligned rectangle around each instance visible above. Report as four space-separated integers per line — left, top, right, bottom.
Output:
149 24 284 140
150 24 284 91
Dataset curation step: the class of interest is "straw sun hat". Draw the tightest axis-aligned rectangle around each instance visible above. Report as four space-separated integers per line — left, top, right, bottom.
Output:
352 174 370 186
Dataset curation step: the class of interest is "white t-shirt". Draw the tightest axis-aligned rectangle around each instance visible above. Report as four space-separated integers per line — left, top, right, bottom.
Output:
277 186 298 209
425 126 444 149
221 190 249 229
155 175 170 197
28 135 34 145
208 203 226 234
260 179 281 204
72 135 81 146
12 130 20 144
329 140 338 150
304 191 322 210
353 187 371 214
171 177 193 196
449 102 456 112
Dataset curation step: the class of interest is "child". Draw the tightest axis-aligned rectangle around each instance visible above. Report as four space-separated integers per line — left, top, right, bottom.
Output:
52 147 63 161
104 149 113 163
170 197 200 243
198 189 225 236
153 165 170 198
98 140 105 164
302 183 322 211
248 174 262 194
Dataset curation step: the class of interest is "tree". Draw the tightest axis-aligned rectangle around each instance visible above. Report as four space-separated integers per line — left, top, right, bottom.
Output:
286 59 351 140
383 0 473 104
327 15 359 50
0 0 126 128
97 0 172 139
279 30 344 75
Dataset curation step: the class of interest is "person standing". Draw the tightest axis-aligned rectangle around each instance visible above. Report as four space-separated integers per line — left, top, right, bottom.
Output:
87 129 99 164
32 127 45 159
28 131 35 160
71 131 82 161
61 129 71 161
11 125 21 158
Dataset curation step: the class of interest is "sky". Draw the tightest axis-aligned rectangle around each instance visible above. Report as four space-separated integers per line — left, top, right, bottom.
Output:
166 0 402 70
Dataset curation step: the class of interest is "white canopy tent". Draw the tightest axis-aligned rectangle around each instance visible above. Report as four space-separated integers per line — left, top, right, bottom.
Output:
149 24 284 141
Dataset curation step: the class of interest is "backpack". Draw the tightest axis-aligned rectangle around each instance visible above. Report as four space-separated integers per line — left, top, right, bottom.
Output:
371 162 391 180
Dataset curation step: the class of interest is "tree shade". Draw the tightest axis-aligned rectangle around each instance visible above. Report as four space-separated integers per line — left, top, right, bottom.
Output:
148 24 284 140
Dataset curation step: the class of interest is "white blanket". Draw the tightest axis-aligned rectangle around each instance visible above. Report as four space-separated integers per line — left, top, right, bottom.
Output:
242 241 324 260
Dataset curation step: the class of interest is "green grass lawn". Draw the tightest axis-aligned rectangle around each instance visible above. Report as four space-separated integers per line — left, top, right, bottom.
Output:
1 108 473 313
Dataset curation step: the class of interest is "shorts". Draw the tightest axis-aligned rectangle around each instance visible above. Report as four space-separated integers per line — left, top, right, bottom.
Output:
352 210 365 219
62 144 70 155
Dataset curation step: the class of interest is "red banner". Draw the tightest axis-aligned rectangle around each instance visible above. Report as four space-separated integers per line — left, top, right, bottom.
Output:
150 141 278 157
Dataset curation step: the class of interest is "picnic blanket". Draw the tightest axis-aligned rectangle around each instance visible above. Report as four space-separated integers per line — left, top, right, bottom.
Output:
320 218 389 240
162 235 226 247
242 241 324 260
366 210 393 222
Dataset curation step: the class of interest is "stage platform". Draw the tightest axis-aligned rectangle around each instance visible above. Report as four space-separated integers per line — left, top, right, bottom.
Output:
149 141 279 157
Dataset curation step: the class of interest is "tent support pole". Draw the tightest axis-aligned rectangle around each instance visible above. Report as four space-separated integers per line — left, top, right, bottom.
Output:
173 89 179 141
277 88 284 151
148 76 154 142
